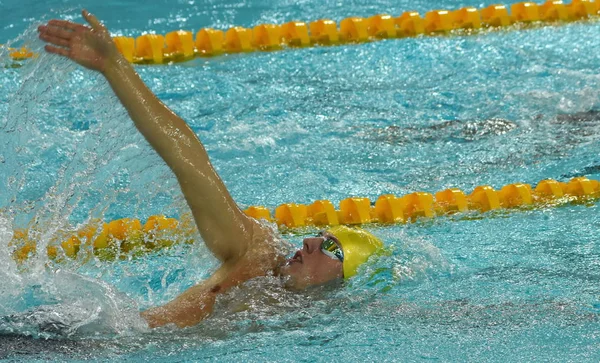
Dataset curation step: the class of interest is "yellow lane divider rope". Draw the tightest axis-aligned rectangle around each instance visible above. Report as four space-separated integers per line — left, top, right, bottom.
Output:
8 176 600 264
2 0 600 64
1 46 36 60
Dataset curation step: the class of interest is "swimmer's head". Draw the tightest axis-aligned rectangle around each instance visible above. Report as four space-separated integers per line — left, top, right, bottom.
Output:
328 226 384 278
280 226 383 290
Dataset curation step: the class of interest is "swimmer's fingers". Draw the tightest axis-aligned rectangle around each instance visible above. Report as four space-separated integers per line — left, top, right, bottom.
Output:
38 32 70 48
38 24 77 42
37 11 115 72
43 44 69 58
38 21 89 50
46 20 89 33
82 10 107 33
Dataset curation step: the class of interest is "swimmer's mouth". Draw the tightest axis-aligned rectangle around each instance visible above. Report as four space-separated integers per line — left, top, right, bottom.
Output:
287 251 303 265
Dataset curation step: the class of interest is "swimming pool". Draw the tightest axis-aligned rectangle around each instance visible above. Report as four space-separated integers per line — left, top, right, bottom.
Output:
2 0 600 360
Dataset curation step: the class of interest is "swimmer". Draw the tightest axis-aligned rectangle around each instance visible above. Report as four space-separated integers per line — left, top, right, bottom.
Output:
37 10 383 328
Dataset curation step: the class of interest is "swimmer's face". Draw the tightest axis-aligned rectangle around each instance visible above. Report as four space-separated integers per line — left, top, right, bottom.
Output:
279 232 344 290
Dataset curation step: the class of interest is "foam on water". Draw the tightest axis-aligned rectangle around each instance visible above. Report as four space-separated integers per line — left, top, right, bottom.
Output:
0 28 166 344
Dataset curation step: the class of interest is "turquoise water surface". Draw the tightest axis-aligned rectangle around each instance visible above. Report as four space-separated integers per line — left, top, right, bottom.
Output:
2 0 600 361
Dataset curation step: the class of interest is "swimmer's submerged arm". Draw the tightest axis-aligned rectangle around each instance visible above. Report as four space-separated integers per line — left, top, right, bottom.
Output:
140 262 233 328
141 282 217 329
38 10 258 262
141 236 267 328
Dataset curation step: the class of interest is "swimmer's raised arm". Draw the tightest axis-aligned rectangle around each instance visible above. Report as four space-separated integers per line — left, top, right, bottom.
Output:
37 10 371 329
37 11 263 263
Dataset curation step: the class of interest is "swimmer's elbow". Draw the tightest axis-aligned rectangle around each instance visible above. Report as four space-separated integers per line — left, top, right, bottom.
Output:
141 307 207 329
140 307 167 329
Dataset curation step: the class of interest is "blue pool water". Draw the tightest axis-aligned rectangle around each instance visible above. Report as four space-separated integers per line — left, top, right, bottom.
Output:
2 0 600 361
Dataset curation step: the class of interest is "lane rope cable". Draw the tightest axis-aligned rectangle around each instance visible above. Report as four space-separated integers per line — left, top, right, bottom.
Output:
2 0 600 64
8 176 600 264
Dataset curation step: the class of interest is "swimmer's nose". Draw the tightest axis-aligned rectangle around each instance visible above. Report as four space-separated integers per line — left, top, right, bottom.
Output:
302 237 322 254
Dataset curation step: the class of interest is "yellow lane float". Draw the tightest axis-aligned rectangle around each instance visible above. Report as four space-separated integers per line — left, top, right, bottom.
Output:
10 176 597 265
10 215 194 264
5 0 600 64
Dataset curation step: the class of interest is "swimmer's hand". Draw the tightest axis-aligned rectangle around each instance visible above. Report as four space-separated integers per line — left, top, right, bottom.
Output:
38 10 119 73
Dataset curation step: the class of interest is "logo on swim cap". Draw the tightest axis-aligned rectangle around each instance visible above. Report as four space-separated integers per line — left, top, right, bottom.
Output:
326 226 383 278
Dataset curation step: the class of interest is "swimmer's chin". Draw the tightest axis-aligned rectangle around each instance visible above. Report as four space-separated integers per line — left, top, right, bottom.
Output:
275 265 294 288
276 265 343 291
275 264 307 291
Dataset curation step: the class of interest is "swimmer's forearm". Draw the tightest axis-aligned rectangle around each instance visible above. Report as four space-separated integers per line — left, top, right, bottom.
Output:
102 55 209 173
141 285 218 328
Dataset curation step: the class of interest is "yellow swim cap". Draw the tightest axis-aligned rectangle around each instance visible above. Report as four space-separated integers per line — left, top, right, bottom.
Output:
327 225 383 279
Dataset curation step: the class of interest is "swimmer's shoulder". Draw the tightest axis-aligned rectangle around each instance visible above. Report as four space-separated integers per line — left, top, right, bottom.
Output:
246 219 288 269
223 219 288 278
211 219 287 292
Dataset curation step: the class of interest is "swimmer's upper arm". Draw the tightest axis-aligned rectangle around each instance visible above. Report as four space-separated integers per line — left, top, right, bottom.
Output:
170 135 257 261
101 55 256 262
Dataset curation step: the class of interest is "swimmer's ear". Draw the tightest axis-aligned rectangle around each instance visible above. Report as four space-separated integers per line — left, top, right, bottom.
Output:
82 9 107 32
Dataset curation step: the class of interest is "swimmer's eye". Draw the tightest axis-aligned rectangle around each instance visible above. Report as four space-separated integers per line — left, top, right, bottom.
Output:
318 233 344 262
